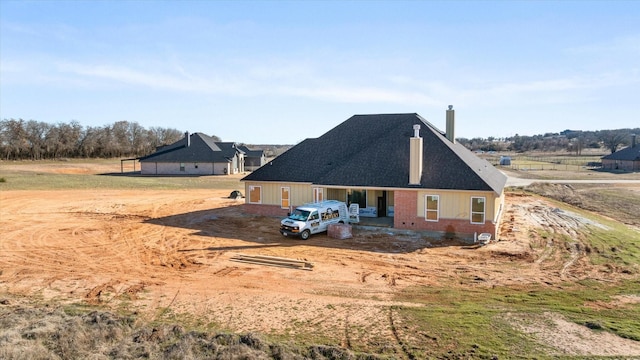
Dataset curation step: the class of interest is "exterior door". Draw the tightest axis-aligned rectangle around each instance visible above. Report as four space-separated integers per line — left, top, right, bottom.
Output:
377 191 387 217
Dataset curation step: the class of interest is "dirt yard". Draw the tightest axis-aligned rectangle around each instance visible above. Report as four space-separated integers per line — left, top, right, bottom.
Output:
1 163 640 357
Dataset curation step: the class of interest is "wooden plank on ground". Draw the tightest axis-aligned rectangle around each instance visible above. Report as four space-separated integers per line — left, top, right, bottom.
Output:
230 254 314 271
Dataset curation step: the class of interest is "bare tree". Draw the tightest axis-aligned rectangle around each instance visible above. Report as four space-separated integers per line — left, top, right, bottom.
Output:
598 130 628 153
129 122 146 156
0 118 215 159
0 119 29 160
146 127 183 154
25 120 50 160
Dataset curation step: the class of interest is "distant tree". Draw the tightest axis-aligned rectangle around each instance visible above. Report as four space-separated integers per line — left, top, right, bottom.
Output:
566 136 584 155
599 130 628 153
129 122 146 156
0 119 29 160
147 127 183 154
78 126 100 158
25 120 49 160
1 118 199 159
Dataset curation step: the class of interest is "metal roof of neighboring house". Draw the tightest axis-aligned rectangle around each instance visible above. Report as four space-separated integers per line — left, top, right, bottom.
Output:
601 145 640 161
242 113 507 194
139 132 240 163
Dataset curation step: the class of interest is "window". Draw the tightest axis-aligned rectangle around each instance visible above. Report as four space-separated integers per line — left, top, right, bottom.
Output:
180 163 185 172
425 195 439 221
348 190 367 208
281 187 290 209
249 185 262 204
313 187 323 203
471 197 485 224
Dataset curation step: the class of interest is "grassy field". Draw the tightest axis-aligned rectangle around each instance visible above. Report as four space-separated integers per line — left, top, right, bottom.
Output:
0 159 244 190
1 159 639 359
483 153 640 180
394 279 640 358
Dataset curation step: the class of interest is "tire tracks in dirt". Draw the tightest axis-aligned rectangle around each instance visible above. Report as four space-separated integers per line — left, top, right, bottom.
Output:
388 307 416 360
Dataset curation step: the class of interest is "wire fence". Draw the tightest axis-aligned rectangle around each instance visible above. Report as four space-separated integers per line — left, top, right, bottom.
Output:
483 154 604 171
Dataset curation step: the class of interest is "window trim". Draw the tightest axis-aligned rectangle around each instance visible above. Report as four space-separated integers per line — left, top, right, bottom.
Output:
470 196 486 224
280 186 290 209
425 194 439 222
249 185 262 204
313 187 323 203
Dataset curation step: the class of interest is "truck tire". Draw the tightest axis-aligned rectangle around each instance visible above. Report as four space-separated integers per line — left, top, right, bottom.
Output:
300 230 310 240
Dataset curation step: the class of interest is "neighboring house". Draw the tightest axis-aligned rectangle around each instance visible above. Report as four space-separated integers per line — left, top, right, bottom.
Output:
237 145 267 171
139 132 245 175
601 134 640 171
241 108 508 240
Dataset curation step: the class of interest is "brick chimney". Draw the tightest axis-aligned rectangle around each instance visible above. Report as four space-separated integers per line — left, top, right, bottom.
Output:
446 105 455 143
409 124 423 185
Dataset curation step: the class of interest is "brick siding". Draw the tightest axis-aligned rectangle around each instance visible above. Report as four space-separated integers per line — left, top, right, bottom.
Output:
393 190 497 240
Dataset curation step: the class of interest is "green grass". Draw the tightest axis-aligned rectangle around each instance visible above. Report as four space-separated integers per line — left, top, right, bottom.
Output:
0 159 244 190
533 190 640 269
585 225 640 269
393 281 640 359
387 198 640 359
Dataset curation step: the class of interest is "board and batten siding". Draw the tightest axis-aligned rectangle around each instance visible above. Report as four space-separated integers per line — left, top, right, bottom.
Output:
244 182 313 207
415 190 499 221
326 188 347 202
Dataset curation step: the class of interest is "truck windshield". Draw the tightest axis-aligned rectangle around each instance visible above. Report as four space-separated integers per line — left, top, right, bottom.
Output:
288 209 310 221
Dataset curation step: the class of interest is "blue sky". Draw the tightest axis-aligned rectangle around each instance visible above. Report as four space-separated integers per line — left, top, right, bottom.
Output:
1 1 638 144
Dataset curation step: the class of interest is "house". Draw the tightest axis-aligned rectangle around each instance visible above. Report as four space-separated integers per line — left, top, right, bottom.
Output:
601 134 640 171
237 145 267 171
241 108 508 240
139 132 245 175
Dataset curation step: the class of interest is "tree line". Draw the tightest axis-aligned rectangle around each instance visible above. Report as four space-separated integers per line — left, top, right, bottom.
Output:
0 119 191 160
2 118 637 160
458 128 639 155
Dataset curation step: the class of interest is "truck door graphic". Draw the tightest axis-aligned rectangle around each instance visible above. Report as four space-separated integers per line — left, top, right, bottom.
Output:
310 211 320 229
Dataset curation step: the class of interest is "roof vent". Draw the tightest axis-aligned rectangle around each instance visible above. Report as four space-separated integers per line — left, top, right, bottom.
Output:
413 124 421 138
